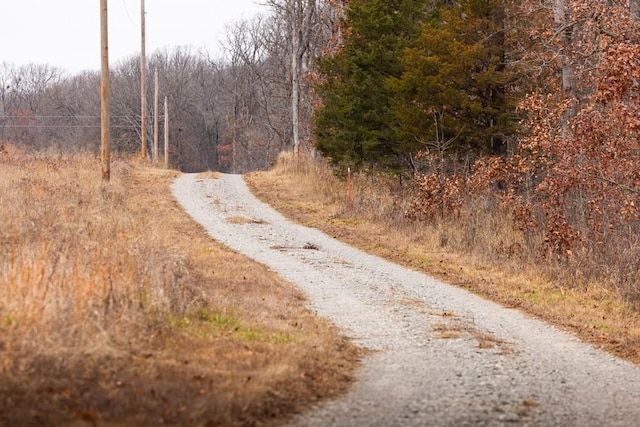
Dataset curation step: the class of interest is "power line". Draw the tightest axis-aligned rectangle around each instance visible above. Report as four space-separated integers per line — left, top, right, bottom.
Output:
1 125 135 129
122 0 136 25
0 115 133 119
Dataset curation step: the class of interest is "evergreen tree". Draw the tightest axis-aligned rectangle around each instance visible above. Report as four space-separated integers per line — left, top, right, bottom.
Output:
392 0 517 158
314 0 430 170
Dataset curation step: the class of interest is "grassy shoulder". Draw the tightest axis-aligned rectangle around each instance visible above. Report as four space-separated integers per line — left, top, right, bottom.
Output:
245 153 640 366
0 149 361 426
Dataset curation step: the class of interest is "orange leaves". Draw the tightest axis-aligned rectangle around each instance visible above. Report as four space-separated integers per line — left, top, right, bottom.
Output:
596 44 640 105
408 170 467 221
621 198 639 221
505 0 640 254
408 0 640 260
541 208 580 256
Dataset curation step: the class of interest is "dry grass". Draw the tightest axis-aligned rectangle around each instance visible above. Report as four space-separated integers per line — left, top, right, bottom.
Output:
246 151 640 365
227 216 269 225
0 147 361 426
430 311 515 353
195 171 222 180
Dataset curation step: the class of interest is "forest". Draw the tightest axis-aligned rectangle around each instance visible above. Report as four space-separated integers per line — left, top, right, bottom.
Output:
0 0 342 173
2 0 640 302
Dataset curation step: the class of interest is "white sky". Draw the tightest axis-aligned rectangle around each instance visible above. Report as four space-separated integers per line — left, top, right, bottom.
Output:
0 0 265 74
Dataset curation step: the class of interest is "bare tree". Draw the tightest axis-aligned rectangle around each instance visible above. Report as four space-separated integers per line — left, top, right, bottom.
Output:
0 62 16 142
111 57 145 152
266 0 318 154
552 0 578 131
0 63 64 147
223 15 294 170
43 71 101 151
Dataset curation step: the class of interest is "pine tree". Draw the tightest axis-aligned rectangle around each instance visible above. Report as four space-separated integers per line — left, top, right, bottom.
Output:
392 0 517 160
314 0 431 171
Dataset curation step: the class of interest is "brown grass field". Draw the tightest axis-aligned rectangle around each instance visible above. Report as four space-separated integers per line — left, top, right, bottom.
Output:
0 147 361 426
246 152 640 366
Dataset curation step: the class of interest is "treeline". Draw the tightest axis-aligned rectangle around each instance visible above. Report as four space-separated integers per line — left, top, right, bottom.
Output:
315 0 640 301
315 0 515 171
0 0 337 172
2 0 640 296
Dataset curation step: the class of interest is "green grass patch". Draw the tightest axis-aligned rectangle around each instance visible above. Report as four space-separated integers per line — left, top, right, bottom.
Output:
196 307 243 330
593 323 617 333
169 307 298 344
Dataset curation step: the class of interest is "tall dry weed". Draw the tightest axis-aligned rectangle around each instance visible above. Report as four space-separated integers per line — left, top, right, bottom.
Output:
273 151 414 224
271 151 640 308
0 150 194 355
270 153 569 285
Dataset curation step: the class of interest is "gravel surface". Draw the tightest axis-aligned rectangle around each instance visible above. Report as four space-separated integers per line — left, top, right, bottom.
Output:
172 173 640 427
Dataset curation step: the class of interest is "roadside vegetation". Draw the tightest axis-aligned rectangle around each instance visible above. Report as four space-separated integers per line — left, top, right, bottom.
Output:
266 0 640 368
1 0 639 421
0 145 361 426
247 152 640 365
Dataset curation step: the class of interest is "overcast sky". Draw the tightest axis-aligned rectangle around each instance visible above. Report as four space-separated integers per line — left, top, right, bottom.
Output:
0 0 265 74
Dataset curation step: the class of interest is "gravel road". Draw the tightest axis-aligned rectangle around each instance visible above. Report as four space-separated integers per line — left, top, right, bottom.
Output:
172 173 640 427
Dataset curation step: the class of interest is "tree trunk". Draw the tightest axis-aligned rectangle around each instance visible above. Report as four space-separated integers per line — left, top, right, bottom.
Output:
631 0 640 21
289 0 305 154
291 14 301 155
553 0 577 134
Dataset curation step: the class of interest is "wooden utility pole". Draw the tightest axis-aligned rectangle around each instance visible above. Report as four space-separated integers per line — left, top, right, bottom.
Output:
347 167 353 216
164 96 169 169
153 69 159 162
140 0 147 158
100 0 110 181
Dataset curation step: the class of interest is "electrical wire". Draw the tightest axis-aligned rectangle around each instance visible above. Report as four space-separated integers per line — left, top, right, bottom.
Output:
122 0 136 26
0 115 134 119
1 125 135 129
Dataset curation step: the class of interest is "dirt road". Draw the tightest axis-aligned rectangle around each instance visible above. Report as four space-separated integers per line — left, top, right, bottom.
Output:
173 173 640 427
